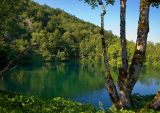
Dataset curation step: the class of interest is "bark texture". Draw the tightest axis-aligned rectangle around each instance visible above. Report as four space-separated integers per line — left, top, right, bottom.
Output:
98 0 153 109
120 0 128 72
118 0 132 108
147 91 160 110
127 0 150 98
99 3 120 107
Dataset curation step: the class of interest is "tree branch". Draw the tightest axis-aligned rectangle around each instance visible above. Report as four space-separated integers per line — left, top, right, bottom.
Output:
99 1 120 106
127 0 150 95
120 0 128 72
0 43 37 77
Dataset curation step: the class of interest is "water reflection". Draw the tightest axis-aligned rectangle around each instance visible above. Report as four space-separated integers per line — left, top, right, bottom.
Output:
3 62 106 98
1 62 160 108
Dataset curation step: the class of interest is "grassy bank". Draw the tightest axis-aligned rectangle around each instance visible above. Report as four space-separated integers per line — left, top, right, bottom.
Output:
0 90 98 113
0 90 159 113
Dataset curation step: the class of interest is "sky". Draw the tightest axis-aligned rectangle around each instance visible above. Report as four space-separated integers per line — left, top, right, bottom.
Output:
34 0 160 43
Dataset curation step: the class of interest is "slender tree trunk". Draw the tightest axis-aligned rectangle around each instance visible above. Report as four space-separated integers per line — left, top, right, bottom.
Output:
147 91 160 109
120 0 128 72
146 0 160 110
100 5 120 107
118 0 132 108
99 0 152 109
127 0 150 98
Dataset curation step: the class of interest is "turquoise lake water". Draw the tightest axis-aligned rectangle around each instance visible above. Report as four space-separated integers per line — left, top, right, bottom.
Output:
0 61 160 109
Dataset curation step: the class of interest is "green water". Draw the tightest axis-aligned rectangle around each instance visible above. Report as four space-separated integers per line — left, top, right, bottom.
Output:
1 61 160 108
1 62 106 98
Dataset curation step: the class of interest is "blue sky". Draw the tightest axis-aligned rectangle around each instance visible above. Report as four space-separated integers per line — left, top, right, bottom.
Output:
34 0 160 43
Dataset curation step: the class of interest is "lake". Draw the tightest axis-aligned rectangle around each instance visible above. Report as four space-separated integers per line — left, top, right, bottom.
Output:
0 61 160 109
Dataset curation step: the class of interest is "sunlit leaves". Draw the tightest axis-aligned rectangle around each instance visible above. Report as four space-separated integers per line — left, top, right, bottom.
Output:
149 0 160 7
79 0 115 8
0 91 97 113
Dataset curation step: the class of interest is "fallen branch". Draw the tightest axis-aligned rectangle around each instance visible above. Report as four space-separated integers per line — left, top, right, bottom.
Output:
0 43 37 77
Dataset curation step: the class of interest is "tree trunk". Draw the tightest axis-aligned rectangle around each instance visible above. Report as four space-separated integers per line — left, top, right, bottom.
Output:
0 44 37 77
127 0 150 98
99 0 151 109
118 0 132 108
100 5 120 107
147 91 160 109
146 0 160 110
120 0 128 72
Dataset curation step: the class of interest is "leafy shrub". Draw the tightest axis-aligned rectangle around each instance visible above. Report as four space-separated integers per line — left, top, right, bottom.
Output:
0 90 98 113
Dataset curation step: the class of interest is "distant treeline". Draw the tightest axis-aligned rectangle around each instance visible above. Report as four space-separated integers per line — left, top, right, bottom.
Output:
0 0 160 70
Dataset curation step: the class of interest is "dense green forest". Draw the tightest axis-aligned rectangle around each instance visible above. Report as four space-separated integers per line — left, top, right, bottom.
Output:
0 0 160 71
1 0 160 112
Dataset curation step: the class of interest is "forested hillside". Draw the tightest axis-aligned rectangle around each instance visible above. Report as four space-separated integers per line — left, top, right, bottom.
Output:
0 0 160 70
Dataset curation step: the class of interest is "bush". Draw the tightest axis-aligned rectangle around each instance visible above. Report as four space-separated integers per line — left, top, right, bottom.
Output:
0 90 98 113
0 90 159 113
